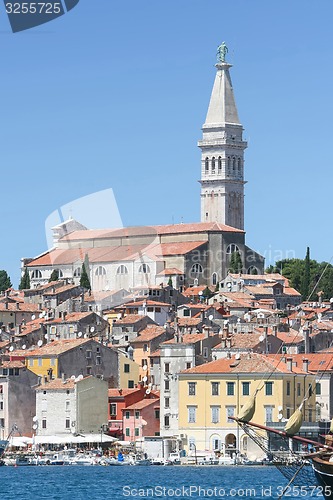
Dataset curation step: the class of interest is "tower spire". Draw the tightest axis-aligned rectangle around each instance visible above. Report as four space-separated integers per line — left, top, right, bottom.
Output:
198 44 247 230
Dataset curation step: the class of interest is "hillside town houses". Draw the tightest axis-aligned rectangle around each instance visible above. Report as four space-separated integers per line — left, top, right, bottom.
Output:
1 46 332 462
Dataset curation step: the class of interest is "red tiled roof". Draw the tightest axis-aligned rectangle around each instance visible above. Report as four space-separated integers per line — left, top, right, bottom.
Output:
182 353 306 375
162 333 205 345
130 326 166 343
24 338 92 357
113 314 152 325
45 311 94 325
108 388 143 397
156 241 207 256
174 317 202 327
36 378 76 390
0 303 42 313
1 360 26 369
125 398 160 410
157 268 184 276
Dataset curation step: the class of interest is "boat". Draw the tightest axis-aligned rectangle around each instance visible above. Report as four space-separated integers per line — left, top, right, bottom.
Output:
232 416 333 499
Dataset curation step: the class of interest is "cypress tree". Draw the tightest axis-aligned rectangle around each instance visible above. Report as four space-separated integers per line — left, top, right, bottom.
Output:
19 268 30 290
229 251 243 273
49 269 60 282
301 247 311 300
80 256 91 290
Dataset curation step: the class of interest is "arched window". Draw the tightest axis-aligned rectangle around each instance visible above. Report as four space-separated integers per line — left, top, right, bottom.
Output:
31 270 42 279
227 156 231 168
117 265 128 274
211 157 215 172
218 157 222 171
190 263 203 277
212 273 218 286
95 266 106 276
73 267 81 277
139 264 150 274
237 158 241 171
226 244 240 254
205 157 209 172
247 266 258 275
232 157 236 171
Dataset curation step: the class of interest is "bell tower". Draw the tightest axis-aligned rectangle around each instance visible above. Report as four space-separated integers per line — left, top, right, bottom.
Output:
198 43 247 230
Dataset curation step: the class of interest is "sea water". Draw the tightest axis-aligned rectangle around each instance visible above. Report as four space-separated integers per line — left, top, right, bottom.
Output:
0 465 323 499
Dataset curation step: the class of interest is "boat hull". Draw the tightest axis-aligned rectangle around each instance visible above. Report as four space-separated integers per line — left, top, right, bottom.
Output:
312 456 333 499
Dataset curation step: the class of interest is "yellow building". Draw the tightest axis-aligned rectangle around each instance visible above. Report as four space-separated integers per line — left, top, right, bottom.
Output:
178 353 316 460
118 351 140 389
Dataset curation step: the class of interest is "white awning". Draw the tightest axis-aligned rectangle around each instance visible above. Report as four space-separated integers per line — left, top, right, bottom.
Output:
34 434 117 445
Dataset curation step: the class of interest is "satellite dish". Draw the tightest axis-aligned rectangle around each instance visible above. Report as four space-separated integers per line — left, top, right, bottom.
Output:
224 320 229 326
37 340 43 347
78 332 83 338
9 346 14 352
84 334 88 339
146 388 151 395
278 413 283 420
32 415 38 422
142 376 148 383
208 315 214 321
77 374 83 380
330 298 333 303
278 405 283 411
117 313 122 320
42 311 46 316
227 282 232 289
31 315 36 320
259 335 264 342
44 334 48 339
71 375 76 380
90 326 95 333
39 313 43 318
198 291 203 296
32 424 38 430
142 365 148 371
235 353 240 360
22 345 26 350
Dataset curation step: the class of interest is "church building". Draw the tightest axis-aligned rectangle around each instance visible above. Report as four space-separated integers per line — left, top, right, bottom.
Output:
24 45 264 291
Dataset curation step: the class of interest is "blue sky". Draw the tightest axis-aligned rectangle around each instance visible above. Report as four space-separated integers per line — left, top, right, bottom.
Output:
1 0 333 287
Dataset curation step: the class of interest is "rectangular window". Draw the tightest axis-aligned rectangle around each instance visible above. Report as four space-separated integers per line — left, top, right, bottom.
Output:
242 382 250 396
286 381 291 396
309 384 313 397
38 358 42 367
143 344 148 352
125 411 130 419
135 428 139 437
14 368 19 376
141 359 148 367
9 368 13 376
164 380 170 391
211 382 219 396
110 403 117 416
165 397 170 408
86 350 92 359
286 407 291 419
135 411 140 419
124 364 130 373
86 367 92 375
297 383 301 397
42 419 47 429
164 415 170 428
226 406 235 423
2 369 7 376
28 359 34 367
186 362 192 369
188 382 196 396
154 409 160 419
0 419 4 428
227 382 235 396
188 406 196 423
0 402 3 411
96 356 101 365
183 309 190 317
128 380 134 388
164 363 170 373
316 382 321 395
265 406 274 423
265 382 273 396
203 347 208 358
211 406 220 424
309 409 313 422
125 428 130 437
65 419 70 429
65 400 70 411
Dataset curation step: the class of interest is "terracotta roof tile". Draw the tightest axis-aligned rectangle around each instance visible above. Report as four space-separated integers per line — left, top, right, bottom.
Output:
36 378 76 390
130 326 166 343
162 333 206 345
113 314 152 325
24 338 92 357
125 398 160 410
108 388 143 397
157 268 184 276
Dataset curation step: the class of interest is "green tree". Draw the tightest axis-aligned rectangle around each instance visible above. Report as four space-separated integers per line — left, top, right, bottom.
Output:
229 251 243 273
0 270 12 292
49 269 60 282
80 255 91 290
19 267 30 290
167 276 173 287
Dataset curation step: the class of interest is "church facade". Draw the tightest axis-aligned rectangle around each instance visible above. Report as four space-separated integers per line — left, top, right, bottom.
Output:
24 47 264 291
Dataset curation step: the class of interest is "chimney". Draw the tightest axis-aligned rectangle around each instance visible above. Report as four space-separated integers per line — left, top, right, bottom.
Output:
226 351 231 359
302 358 309 373
16 302 20 310
200 309 205 323
221 339 226 349
61 372 65 382
5 302 8 310
303 328 310 354
286 357 293 372
226 338 232 349
272 325 278 336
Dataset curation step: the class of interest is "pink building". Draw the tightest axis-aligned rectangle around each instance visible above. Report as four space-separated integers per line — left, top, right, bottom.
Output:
122 398 160 442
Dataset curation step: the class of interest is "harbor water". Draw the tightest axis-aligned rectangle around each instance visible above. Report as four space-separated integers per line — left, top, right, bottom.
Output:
0 465 325 499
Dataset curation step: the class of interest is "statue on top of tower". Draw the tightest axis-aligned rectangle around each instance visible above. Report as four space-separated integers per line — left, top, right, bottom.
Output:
217 41 228 63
